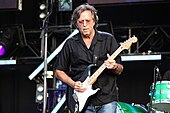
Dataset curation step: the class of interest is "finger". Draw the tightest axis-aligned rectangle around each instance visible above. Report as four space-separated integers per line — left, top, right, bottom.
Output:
107 53 110 58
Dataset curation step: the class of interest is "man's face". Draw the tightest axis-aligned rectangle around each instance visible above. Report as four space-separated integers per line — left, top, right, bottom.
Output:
76 10 95 38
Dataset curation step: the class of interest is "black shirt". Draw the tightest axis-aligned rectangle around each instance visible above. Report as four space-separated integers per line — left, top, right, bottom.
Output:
163 70 170 80
54 30 122 106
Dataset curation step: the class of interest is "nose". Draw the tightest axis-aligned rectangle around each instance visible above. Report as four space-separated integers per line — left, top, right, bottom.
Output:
82 20 87 26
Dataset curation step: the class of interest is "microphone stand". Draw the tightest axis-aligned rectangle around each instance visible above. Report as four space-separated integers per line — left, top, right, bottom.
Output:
41 1 53 113
148 66 161 113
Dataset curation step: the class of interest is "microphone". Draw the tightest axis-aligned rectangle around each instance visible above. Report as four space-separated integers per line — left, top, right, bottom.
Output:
155 66 159 73
155 66 162 80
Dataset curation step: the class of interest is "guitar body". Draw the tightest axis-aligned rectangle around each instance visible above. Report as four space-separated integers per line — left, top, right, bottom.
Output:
66 64 99 113
67 77 99 113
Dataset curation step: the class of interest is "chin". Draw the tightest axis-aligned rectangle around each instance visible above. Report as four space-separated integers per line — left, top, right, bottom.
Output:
83 33 90 37
83 31 90 36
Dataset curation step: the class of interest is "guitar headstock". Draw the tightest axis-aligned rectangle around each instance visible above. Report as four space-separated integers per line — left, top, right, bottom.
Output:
130 36 138 43
120 36 138 50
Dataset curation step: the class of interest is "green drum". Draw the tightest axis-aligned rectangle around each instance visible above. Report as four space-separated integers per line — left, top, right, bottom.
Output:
117 102 147 113
151 81 170 112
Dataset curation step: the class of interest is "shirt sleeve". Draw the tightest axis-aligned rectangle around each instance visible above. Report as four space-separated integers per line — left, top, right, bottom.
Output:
53 40 71 71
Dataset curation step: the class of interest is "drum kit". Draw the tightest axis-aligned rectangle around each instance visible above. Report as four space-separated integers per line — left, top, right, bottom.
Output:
116 80 170 113
117 102 148 113
116 65 170 113
150 80 170 113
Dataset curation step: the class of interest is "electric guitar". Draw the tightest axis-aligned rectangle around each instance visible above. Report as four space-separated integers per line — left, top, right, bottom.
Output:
67 36 138 113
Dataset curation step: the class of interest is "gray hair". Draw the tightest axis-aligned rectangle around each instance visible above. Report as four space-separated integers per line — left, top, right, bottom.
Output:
71 3 98 29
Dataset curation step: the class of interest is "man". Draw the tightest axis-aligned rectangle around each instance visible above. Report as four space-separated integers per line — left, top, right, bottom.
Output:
54 3 123 113
163 70 170 80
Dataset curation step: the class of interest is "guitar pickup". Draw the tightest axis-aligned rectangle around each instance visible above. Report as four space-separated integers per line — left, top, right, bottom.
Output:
72 93 78 102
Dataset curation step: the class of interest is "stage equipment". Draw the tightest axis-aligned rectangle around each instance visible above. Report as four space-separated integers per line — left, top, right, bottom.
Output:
0 0 22 10
39 0 59 112
58 0 72 11
117 102 147 113
148 65 170 112
28 29 78 113
121 53 161 61
0 44 5 56
150 81 170 112
39 0 48 19
51 94 66 113
36 84 44 103
0 24 36 58
0 28 16 57
87 0 165 5
0 59 16 65
28 29 78 80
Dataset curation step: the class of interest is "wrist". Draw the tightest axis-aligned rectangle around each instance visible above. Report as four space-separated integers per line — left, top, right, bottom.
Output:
71 81 75 88
114 64 118 71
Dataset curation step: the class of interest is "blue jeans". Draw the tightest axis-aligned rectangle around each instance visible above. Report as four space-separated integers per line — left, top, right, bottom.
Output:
84 101 118 113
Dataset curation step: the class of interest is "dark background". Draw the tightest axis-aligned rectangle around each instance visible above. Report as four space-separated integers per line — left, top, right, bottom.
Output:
0 0 170 113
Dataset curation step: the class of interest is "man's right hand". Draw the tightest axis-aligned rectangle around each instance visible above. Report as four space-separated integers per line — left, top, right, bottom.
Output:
73 81 87 92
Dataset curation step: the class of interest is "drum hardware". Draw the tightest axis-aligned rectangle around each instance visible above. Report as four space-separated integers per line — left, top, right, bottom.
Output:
117 102 147 113
148 65 161 113
149 65 170 112
151 81 170 112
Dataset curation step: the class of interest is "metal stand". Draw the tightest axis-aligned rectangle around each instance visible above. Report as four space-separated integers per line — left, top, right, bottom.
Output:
40 1 53 112
148 66 161 113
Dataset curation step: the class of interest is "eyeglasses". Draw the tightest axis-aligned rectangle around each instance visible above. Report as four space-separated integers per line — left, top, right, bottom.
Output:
77 19 93 25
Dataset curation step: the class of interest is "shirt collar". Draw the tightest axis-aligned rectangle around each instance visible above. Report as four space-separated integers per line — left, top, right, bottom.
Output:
72 30 104 42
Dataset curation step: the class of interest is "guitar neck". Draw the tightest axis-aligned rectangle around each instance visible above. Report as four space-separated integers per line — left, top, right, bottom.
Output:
87 46 123 85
